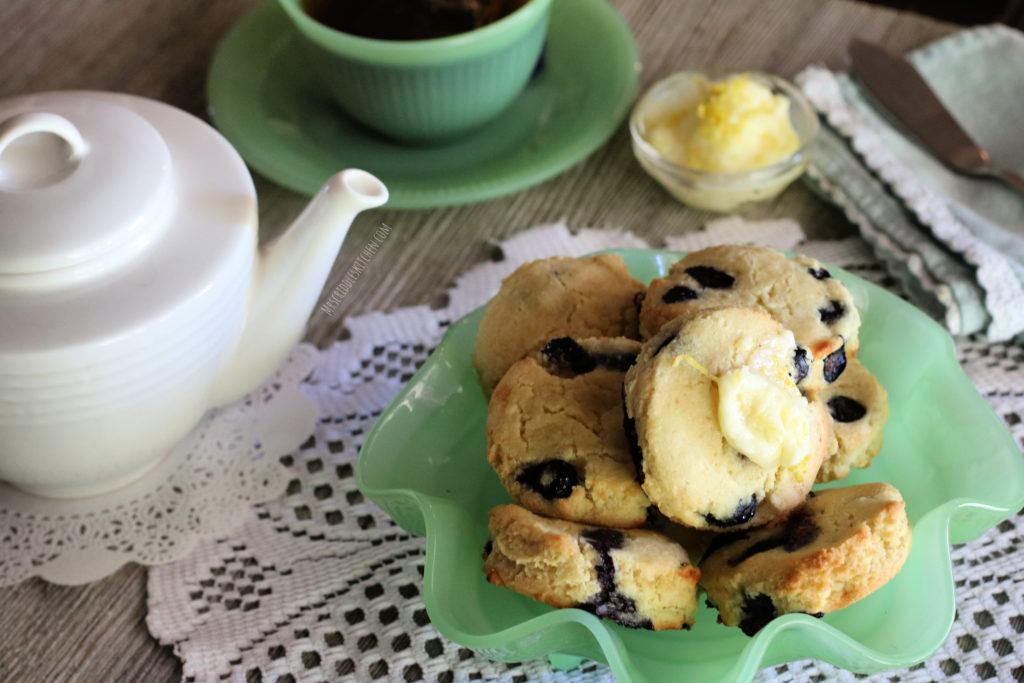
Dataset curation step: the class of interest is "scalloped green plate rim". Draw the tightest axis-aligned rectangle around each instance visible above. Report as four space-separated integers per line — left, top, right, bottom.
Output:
206 0 639 208
357 248 1024 682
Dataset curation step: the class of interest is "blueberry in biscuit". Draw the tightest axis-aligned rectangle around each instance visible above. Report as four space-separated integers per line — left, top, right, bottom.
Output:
813 358 890 483
638 245 861 392
623 308 830 531
472 255 645 396
482 504 701 630
699 482 912 635
539 336 638 377
487 337 649 528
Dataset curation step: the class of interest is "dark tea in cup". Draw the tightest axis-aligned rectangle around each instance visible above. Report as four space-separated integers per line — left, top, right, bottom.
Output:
302 0 529 41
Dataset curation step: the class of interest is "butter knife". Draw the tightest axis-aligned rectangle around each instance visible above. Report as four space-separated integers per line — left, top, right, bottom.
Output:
849 38 1024 195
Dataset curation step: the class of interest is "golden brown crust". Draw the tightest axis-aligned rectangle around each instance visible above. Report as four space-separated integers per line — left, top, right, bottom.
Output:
471 255 645 396
486 349 649 528
638 246 861 394
483 505 701 630
698 482 912 632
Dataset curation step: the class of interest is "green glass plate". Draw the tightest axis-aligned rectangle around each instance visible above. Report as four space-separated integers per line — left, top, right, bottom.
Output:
206 0 639 208
357 248 1024 682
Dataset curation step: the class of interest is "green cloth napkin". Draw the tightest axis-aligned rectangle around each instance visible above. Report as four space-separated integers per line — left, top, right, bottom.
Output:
797 24 1024 341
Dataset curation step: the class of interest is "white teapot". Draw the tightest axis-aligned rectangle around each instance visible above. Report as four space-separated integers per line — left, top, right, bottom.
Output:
0 91 388 498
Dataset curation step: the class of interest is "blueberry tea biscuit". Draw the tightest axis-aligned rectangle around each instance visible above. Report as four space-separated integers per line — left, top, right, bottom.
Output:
482 504 701 630
623 307 829 530
487 337 649 528
814 358 890 483
472 255 645 396
699 482 912 635
638 245 860 391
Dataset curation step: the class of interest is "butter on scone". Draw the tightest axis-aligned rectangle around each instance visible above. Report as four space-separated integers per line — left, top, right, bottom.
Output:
487 336 649 528
623 307 829 530
483 504 701 630
698 482 912 635
638 245 861 392
471 255 645 397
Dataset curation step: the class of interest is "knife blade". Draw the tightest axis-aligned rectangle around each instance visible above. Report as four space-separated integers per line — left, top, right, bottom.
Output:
849 38 1024 194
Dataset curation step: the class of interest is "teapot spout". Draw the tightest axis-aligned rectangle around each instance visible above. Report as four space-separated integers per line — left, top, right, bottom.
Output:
211 169 388 406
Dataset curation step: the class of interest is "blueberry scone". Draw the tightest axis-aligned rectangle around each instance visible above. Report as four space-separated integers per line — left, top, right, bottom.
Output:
487 337 649 528
814 358 890 483
623 307 830 530
638 245 860 391
699 482 912 635
482 504 701 630
472 255 645 396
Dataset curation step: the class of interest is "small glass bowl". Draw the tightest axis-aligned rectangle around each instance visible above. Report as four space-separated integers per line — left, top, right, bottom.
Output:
629 70 819 212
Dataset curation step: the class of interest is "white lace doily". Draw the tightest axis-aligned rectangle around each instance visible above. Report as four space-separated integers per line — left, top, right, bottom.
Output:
0 344 319 586
147 221 1024 682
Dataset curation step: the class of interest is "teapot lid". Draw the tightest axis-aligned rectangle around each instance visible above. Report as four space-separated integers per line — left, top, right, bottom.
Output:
0 93 178 281
0 91 257 352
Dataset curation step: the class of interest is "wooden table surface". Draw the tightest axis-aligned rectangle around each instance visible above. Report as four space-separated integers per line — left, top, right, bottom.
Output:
0 0 957 680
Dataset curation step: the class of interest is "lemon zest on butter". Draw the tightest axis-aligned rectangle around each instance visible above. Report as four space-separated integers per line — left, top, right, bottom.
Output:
645 73 801 173
671 353 711 378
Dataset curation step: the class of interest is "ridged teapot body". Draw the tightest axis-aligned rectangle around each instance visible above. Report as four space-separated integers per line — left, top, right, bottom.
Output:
0 91 387 497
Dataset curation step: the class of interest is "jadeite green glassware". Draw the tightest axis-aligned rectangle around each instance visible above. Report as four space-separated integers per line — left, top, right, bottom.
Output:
357 248 1024 682
277 0 552 143
630 71 819 212
206 0 638 208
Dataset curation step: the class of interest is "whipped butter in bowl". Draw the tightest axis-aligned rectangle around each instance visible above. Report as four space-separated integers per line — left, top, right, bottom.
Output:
630 70 818 211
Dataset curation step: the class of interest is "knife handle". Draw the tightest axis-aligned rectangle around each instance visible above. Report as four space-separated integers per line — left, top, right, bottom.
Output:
993 167 1024 197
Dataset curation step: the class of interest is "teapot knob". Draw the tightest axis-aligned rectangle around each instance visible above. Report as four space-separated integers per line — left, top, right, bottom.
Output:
0 111 88 191
0 95 175 282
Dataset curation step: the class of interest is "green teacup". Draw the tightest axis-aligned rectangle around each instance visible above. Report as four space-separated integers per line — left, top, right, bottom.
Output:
278 0 552 144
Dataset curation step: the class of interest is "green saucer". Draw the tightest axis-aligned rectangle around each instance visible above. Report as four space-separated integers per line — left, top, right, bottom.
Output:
207 0 640 208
